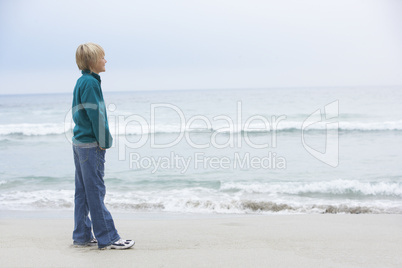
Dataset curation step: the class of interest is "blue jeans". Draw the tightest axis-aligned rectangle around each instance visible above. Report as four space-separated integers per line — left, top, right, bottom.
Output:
72 143 120 248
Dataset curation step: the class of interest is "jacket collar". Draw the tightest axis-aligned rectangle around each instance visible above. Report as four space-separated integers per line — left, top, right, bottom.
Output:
82 70 101 82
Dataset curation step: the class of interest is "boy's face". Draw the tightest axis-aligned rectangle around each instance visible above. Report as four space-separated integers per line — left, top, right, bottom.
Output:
92 55 107 74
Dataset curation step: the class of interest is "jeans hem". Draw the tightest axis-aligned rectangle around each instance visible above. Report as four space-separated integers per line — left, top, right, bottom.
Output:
98 236 121 249
73 237 93 246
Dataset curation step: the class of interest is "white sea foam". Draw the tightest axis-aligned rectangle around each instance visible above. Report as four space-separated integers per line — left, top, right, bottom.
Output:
1 120 402 136
0 123 66 136
1 180 401 214
220 180 402 197
0 189 74 210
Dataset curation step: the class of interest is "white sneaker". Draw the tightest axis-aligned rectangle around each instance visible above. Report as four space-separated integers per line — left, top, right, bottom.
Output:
102 239 135 250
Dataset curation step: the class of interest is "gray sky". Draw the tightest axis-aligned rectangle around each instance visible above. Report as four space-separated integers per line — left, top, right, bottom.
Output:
1 0 401 94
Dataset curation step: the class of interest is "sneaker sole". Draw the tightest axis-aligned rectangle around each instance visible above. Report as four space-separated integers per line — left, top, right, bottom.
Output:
101 240 135 250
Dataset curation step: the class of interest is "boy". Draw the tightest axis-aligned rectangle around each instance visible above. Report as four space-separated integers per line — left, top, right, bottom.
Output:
72 42 134 250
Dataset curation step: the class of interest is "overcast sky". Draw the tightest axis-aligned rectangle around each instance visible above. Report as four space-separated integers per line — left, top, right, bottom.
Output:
0 0 401 94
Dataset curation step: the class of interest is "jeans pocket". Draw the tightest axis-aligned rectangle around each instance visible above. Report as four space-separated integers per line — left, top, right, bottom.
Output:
77 147 89 164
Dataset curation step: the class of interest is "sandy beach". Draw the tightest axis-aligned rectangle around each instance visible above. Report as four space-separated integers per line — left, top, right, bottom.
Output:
0 213 401 268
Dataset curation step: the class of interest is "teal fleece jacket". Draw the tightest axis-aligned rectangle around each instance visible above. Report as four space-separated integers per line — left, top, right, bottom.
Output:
72 70 113 149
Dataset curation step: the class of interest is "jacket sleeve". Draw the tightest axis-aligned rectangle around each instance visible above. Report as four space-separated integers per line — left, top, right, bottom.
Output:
80 80 113 149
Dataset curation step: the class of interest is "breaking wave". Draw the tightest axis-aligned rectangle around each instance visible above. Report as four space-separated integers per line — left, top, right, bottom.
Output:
1 180 401 214
1 120 402 136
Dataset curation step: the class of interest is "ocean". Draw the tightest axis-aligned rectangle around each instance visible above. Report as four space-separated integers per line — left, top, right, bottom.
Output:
1 87 401 214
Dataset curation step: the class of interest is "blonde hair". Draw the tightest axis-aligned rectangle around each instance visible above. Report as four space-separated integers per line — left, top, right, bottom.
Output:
75 42 105 71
